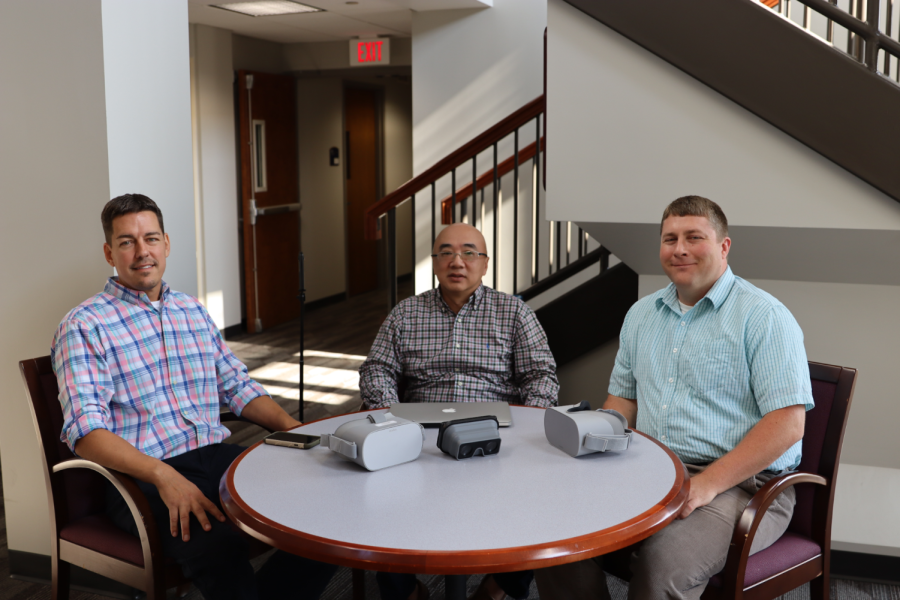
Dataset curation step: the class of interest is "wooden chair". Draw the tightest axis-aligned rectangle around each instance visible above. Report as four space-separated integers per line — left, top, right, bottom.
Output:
20 355 271 600
700 360 858 600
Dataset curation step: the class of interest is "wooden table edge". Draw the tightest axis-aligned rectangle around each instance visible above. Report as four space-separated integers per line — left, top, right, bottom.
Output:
220 407 690 574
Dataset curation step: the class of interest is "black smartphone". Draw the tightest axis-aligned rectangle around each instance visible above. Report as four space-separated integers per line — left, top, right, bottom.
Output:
263 432 321 449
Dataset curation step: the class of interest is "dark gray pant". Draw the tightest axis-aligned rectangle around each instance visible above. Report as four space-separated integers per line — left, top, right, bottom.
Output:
106 443 338 600
534 465 796 600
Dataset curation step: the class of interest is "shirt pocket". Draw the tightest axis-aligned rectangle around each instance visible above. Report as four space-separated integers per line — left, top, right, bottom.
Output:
478 330 512 377
683 338 745 400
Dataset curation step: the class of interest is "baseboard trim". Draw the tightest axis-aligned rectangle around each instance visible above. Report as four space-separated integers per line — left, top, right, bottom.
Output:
832 549 900 584
222 324 243 340
8 549 140 599
305 292 346 312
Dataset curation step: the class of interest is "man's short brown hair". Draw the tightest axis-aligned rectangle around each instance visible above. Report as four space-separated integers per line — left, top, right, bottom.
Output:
660 195 728 241
101 194 165 244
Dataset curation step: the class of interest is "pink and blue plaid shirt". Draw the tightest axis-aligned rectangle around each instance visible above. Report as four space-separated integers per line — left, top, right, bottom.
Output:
52 278 267 460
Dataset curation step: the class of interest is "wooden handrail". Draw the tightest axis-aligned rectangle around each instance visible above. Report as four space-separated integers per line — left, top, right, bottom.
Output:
440 137 544 224
364 95 545 240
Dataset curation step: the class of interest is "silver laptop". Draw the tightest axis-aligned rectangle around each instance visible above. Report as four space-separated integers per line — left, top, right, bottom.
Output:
389 402 512 427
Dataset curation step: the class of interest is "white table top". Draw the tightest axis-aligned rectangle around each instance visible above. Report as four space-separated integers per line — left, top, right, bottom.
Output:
221 406 687 573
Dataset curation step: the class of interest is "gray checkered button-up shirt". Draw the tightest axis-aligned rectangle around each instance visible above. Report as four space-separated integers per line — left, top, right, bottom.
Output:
360 285 559 409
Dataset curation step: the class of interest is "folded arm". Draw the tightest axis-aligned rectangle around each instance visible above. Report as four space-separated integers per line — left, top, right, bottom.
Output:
359 310 403 409
240 395 301 431
512 305 559 407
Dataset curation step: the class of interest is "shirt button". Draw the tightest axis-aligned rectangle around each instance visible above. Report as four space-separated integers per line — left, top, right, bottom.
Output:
681 322 685 326
673 348 678 353
456 382 462 387
661 435 667 440
662 405 667 410
456 343 461 349
669 378 674 383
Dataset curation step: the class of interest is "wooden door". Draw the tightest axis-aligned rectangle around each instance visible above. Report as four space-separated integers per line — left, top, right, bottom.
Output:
345 88 380 296
238 70 300 333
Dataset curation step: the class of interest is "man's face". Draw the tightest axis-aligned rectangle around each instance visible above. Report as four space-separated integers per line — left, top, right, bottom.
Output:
432 224 490 299
659 215 730 304
103 211 170 301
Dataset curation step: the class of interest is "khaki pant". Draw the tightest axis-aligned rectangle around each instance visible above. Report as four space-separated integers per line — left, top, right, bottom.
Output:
534 465 796 600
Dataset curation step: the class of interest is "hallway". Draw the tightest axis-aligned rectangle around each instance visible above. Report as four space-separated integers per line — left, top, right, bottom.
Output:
222 279 414 447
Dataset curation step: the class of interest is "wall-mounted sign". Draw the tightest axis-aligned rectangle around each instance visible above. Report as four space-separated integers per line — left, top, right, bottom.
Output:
350 38 390 67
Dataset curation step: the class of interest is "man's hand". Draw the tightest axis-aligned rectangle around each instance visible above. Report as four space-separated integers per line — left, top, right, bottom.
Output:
675 405 805 519
677 471 719 519
152 463 226 541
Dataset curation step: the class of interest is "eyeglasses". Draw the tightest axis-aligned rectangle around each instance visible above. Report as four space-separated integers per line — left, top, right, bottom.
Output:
430 251 488 263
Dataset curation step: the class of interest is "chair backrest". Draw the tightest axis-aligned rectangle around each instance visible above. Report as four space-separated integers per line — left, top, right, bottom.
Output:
787 361 857 540
20 355 108 523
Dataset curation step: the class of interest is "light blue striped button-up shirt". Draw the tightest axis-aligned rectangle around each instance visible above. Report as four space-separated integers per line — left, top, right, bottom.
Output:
609 267 813 472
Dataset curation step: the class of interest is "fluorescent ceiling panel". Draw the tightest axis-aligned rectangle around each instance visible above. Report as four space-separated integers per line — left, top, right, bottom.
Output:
213 1 323 17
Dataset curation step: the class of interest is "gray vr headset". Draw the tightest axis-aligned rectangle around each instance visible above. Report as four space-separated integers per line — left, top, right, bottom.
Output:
321 412 425 471
544 401 633 457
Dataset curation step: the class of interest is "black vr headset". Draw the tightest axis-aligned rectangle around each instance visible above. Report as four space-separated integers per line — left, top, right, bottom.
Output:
436 415 502 460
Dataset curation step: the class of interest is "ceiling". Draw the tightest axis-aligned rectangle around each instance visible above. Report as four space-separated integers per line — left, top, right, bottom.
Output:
187 0 492 44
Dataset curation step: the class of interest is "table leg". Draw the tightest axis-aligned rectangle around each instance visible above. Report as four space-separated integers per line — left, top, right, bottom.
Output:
444 574 468 600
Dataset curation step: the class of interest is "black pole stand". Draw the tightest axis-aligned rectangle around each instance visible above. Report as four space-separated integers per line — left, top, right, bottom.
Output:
298 252 306 423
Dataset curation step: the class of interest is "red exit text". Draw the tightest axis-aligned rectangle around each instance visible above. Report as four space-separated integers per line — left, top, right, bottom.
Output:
357 40 384 63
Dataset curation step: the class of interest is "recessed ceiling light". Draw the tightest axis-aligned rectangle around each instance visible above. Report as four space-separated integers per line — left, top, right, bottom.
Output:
212 1 323 17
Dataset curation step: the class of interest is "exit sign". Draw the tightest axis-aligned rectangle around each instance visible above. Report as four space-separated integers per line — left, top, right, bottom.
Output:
350 38 391 67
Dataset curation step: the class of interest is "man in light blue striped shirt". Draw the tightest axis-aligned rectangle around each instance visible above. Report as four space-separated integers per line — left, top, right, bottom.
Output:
537 196 814 600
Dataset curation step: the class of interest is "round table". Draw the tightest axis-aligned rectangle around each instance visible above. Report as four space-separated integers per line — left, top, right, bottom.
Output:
220 406 688 584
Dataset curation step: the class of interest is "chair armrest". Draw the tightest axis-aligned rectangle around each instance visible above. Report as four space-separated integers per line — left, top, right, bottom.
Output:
717 471 827 596
53 458 166 574
220 410 275 434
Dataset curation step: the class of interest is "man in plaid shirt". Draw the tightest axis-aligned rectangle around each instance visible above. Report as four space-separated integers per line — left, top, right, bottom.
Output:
52 194 335 600
360 223 559 600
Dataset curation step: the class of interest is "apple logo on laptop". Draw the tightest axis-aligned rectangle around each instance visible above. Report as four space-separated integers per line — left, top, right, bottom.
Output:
442 408 457 413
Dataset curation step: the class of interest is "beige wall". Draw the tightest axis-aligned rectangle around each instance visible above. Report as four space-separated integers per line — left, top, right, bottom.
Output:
190 24 242 329
0 0 111 556
383 79 414 277
233 33 288 73
298 79 347 303
0 0 195 556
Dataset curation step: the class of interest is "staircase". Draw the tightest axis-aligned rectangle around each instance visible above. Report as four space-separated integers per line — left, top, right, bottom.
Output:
562 0 900 206
363 89 637 365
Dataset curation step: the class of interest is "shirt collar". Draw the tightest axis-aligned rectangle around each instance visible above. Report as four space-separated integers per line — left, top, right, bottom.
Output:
658 266 735 313
436 283 485 314
104 277 170 307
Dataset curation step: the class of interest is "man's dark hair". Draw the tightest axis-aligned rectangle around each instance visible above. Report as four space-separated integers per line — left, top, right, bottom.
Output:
101 194 165 244
660 195 728 241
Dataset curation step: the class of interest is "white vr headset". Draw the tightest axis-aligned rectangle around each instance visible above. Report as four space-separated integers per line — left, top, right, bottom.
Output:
544 401 633 457
321 412 425 471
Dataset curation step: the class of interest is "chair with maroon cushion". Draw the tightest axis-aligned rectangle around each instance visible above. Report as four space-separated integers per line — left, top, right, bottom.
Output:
700 361 858 600
20 355 271 600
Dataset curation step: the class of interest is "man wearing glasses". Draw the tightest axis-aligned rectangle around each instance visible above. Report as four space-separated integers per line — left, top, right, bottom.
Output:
360 223 558 600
